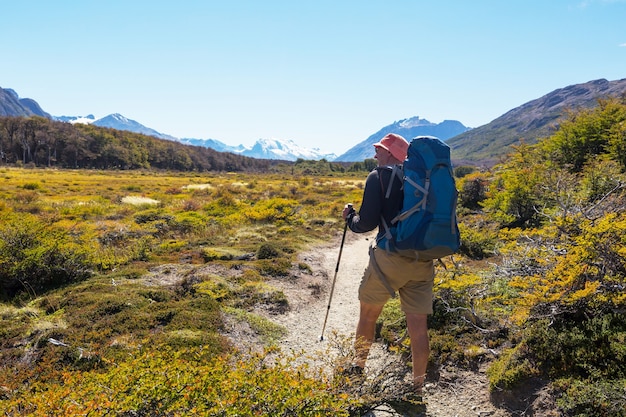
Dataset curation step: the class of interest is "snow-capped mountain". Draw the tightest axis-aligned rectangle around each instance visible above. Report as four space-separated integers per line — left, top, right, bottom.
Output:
181 137 336 161
238 138 337 161
55 114 97 124
94 114 177 140
178 137 239 153
55 113 177 141
335 116 470 162
56 112 337 161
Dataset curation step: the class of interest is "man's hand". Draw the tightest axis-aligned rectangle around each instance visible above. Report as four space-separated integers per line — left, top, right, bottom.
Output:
342 203 355 221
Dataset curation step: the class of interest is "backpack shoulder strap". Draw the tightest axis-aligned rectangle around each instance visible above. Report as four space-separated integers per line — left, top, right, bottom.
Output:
385 164 403 199
377 164 404 243
375 165 403 199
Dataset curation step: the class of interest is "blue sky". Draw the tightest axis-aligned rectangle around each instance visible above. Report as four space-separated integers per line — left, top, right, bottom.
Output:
2 0 625 155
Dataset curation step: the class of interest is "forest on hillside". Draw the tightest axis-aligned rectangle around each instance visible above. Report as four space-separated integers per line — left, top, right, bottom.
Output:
1 98 625 416
0 116 277 172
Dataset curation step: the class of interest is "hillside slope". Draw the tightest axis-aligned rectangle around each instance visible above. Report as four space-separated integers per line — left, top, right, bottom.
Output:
448 78 626 165
0 87 50 118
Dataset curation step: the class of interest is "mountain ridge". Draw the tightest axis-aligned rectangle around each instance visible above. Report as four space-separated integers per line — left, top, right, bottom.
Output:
335 117 470 161
56 113 178 141
0 85 469 162
447 78 626 165
179 137 337 162
4 77 626 165
0 87 51 119
54 113 336 161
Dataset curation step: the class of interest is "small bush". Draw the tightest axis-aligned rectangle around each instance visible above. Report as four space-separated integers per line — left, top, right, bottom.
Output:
458 222 497 259
487 343 539 390
12 190 39 205
134 209 172 224
169 211 207 234
458 173 488 210
201 248 235 262
257 243 280 259
245 198 299 224
525 312 626 380
256 258 291 276
454 165 476 178
553 377 626 417
223 307 288 344
22 182 41 190
0 212 94 298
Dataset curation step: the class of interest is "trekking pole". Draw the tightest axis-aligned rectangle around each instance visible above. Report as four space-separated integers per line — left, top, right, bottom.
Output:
320 204 352 341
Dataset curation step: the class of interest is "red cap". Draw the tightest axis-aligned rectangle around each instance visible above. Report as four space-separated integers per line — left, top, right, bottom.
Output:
373 133 409 162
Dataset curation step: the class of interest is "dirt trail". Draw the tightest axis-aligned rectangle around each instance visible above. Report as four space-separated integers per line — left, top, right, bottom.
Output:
269 232 515 417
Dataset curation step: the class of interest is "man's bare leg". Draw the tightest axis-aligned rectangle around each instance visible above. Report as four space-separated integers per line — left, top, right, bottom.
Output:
354 301 384 369
405 312 429 392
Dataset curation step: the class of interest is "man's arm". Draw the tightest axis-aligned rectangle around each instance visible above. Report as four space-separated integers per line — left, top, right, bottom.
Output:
346 169 382 233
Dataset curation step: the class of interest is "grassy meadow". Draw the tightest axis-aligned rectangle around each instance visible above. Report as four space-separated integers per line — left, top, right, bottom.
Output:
0 167 376 415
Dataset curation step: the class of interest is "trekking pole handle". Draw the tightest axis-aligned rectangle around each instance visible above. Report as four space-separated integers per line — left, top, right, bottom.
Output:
344 203 354 221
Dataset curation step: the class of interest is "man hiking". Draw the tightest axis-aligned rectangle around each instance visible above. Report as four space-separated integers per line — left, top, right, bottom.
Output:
341 133 434 401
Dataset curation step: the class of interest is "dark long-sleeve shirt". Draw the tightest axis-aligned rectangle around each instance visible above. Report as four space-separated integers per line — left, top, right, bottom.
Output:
347 166 403 241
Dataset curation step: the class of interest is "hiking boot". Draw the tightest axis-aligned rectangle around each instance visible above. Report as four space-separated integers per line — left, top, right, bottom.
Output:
387 391 426 417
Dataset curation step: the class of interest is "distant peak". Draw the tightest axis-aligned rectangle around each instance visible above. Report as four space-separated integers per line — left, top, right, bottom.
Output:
398 117 434 128
5 88 19 100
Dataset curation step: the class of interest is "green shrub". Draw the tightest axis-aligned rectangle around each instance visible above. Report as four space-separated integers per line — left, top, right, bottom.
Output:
22 182 41 190
194 276 233 301
458 173 488 210
50 280 226 355
235 282 289 313
525 312 626 380
487 343 539 390
454 165 476 178
170 211 207 234
245 198 299 224
12 189 39 205
553 377 626 417
257 243 280 259
201 247 236 262
458 222 497 259
298 262 312 273
133 209 172 224
0 212 94 299
256 258 291 276
0 347 359 416
223 307 288 344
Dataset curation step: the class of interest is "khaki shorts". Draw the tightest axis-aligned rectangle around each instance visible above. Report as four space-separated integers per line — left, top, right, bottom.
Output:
359 246 435 314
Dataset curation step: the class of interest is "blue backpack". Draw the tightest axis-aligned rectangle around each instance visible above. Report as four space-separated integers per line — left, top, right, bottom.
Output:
377 136 460 260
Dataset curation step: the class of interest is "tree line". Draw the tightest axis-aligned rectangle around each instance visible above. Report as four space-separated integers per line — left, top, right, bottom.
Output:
0 116 277 172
